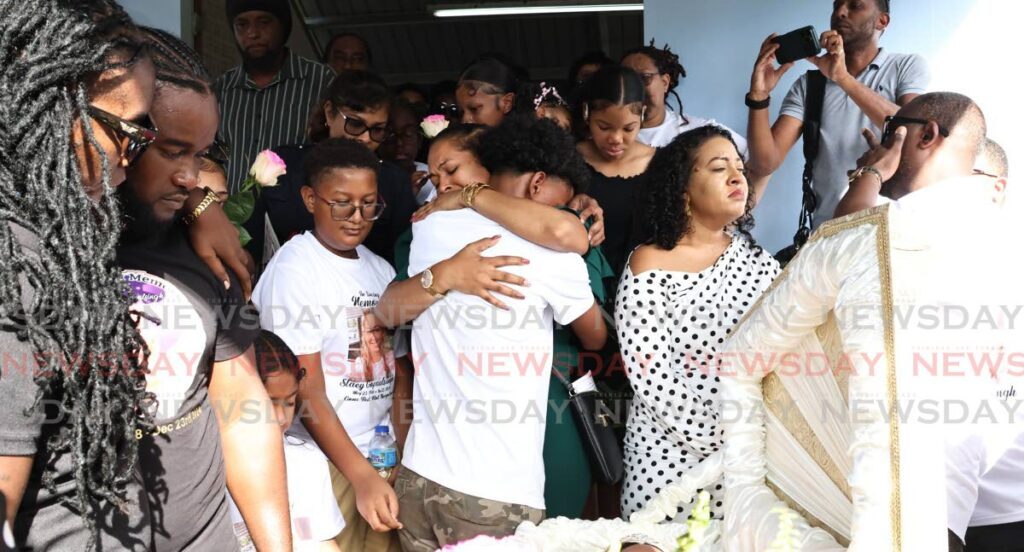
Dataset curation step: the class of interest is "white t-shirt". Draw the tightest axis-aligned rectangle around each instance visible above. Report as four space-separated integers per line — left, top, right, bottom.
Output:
969 374 1024 527
636 110 748 156
228 436 345 551
253 232 402 455
403 210 594 510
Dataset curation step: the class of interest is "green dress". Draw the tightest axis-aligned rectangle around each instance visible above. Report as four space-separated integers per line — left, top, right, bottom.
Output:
392 215 613 518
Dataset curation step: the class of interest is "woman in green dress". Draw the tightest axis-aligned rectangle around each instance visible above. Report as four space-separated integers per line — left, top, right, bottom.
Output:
392 121 611 518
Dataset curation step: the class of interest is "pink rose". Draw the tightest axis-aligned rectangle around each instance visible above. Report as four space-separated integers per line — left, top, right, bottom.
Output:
248 150 287 187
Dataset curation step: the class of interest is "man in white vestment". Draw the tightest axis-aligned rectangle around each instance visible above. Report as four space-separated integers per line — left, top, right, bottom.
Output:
719 92 1024 551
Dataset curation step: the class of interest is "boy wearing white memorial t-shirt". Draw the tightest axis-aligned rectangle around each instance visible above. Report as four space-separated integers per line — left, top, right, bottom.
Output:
374 118 607 550
253 138 406 551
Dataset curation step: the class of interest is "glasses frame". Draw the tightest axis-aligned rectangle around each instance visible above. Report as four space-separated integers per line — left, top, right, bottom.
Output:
311 189 386 221
336 111 392 143
881 115 950 145
87 105 158 165
636 71 661 85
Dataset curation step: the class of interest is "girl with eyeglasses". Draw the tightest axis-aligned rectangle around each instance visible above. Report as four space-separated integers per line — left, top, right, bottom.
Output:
621 41 748 153
245 70 418 269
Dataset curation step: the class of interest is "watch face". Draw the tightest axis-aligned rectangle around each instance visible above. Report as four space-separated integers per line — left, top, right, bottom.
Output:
421 269 433 289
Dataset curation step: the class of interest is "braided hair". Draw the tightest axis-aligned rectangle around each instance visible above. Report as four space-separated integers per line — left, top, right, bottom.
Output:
639 126 758 250
140 26 212 94
622 39 688 115
0 0 152 542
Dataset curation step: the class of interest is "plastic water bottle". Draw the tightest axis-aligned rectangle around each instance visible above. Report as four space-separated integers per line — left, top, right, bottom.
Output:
368 425 398 479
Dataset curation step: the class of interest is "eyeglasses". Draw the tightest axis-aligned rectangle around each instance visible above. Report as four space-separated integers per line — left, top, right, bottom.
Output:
636 71 660 85
311 189 386 221
972 168 1000 179
337 111 391 143
881 115 950 145
87 106 158 165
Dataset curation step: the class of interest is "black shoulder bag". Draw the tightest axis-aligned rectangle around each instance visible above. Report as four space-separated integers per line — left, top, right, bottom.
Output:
551 367 624 484
775 70 826 266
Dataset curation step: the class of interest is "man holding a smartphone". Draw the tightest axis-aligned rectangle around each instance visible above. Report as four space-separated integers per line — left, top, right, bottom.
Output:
743 0 929 224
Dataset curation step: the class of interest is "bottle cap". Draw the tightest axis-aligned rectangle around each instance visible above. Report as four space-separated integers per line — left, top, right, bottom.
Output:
375 425 389 434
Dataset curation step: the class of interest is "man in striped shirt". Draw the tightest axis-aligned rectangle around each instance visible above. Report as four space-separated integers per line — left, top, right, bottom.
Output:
216 0 334 193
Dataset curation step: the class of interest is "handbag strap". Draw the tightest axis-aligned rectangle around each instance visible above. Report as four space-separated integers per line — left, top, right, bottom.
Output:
551 364 576 397
793 70 826 251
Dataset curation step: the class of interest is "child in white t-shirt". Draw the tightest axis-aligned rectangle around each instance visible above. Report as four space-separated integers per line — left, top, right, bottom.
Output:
253 138 405 551
228 330 344 551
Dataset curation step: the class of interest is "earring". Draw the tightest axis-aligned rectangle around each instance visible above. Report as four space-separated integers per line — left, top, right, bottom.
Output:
683 195 693 233
582 104 589 122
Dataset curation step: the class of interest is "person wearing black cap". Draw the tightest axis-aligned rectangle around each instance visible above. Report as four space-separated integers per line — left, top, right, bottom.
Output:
215 0 334 194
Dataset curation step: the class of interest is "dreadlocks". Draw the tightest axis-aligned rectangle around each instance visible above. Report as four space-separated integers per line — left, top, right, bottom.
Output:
622 39 688 115
0 0 152 543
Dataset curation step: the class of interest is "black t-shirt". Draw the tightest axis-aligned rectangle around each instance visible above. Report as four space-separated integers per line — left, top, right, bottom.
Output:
118 229 259 552
0 223 151 551
243 144 417 268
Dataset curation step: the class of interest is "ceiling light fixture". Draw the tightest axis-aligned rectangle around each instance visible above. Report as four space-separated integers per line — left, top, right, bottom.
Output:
431 2 643 18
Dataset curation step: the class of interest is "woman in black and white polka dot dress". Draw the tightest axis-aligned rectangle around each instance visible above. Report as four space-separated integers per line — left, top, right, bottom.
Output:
615 126 779 522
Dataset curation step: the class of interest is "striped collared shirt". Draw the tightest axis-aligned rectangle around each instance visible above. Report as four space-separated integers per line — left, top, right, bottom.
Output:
214 50 335 193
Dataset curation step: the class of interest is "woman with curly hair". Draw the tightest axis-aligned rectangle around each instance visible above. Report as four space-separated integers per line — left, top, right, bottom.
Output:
615 126 779 522
622 41 747 152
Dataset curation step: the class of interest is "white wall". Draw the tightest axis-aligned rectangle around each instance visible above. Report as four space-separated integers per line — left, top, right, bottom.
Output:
644 0 1019 253
121 0 190 43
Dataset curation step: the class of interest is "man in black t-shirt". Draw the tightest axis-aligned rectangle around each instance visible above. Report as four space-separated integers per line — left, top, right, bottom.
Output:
116 51 292 550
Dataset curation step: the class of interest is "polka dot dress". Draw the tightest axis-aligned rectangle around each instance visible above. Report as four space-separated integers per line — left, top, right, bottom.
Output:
614 237 780 521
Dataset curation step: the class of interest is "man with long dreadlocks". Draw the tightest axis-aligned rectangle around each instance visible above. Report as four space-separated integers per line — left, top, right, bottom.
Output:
114 27 293 551
0 1 261 549
0 1 156 549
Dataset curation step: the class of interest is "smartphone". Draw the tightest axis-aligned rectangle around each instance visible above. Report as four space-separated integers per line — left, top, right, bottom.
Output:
772 26 821 65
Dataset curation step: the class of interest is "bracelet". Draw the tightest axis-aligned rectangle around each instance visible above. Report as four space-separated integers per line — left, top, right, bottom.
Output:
848 166 883 187
745 92 771 110
181 187 221 226
460 182 491 209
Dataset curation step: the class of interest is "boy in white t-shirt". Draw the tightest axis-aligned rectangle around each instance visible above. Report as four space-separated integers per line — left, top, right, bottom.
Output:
253 138 406 551
228 331 345 551
374 117 607 550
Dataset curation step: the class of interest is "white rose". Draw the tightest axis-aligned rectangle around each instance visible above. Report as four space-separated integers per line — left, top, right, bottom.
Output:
420 114 450 140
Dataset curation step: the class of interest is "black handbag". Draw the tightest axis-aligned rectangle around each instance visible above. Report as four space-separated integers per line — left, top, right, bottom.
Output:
551 368 624 484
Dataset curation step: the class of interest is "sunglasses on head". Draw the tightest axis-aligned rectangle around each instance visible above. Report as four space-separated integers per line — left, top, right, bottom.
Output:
202 138 230 166
87 106 158 165
881 115 950 145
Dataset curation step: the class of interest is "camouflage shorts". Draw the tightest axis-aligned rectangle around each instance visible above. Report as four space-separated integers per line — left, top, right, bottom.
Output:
395 466 544 551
